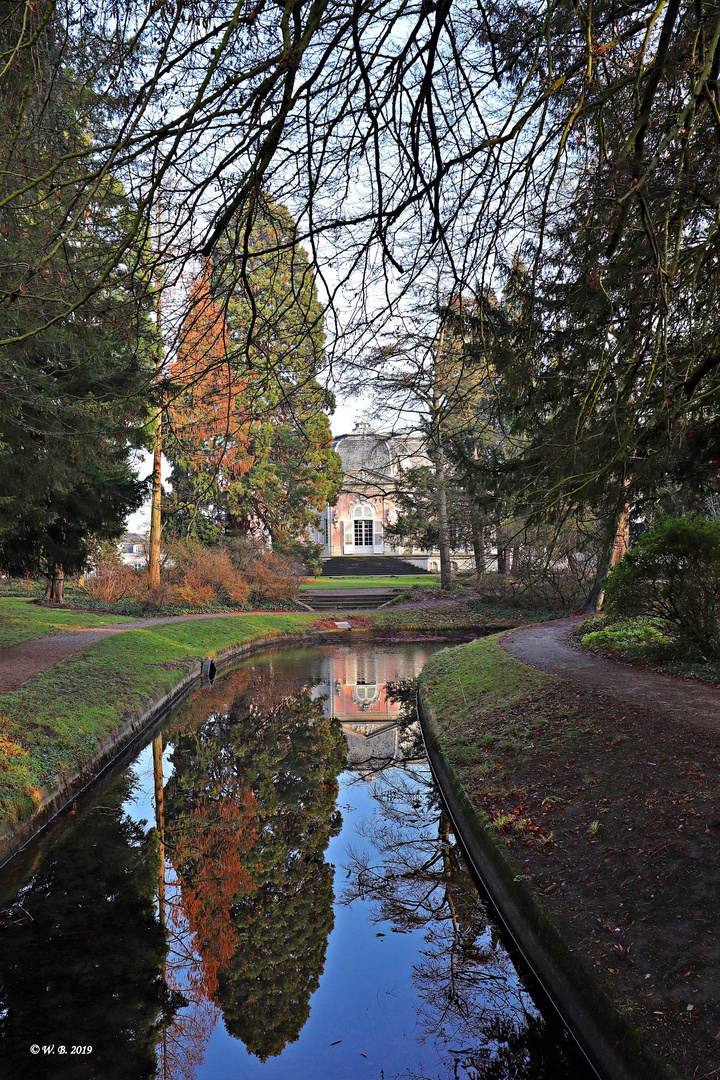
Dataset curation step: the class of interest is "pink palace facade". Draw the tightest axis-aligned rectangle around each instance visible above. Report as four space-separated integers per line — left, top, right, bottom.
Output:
309 425 473 572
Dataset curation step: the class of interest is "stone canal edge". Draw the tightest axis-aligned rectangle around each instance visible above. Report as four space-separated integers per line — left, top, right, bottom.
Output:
0 624 363 869
417 635 680 1080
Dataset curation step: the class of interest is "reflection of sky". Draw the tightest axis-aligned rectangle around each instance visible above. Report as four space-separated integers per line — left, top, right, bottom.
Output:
115 644 572 1079
192 775 446 1080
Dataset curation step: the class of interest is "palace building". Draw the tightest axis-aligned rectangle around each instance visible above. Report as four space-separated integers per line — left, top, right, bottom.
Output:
310 424 473 572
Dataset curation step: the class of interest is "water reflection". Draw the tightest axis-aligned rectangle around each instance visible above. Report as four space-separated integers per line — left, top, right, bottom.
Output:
0 774 168 1079
312 646 430 775
343 766 578 1079
162 668 346 1065
0 644 581 1080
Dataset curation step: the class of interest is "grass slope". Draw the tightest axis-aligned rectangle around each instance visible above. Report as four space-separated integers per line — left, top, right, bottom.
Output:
420 632 714 1079
0 598 134 650
0 613 317 821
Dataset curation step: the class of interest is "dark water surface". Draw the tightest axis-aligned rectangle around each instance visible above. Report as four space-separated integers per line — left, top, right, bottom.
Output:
0 643 588 1079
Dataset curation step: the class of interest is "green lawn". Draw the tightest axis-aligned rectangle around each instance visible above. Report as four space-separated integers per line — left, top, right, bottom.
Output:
0 598 136 650
300 575 439 589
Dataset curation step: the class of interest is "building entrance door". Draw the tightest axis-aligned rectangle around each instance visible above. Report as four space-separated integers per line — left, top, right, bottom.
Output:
354 519 373 547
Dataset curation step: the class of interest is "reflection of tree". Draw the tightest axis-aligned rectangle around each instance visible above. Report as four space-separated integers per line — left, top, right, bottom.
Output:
165 670 346 1063
0 774 167 1079
343 770 577 1080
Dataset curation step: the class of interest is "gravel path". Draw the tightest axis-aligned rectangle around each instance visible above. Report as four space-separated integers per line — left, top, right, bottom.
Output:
0 612 256 695
502 616 720 729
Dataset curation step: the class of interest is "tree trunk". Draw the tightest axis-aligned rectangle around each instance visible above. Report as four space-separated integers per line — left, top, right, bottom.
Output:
586 501 631 613
148 205 164 591
45 563 64 603
148 426 162 590
510 545 522 574
497 547 507 574
435 460 452 590
471 520 485 576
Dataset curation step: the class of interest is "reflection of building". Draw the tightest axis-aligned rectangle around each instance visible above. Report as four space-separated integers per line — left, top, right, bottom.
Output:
307 424 474 573
312 646 432 775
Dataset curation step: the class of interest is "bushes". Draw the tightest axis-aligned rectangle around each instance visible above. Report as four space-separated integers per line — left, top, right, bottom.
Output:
167 542 250 608
226 539 304 604
581 617 669 653
81 539 302 613
604 514 720 661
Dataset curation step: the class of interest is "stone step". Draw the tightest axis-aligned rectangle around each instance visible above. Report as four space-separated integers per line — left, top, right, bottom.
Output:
320 556 433 577
301 588 401 611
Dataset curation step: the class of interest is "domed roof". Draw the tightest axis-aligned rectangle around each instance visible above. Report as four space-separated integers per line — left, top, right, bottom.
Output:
333 432 394 482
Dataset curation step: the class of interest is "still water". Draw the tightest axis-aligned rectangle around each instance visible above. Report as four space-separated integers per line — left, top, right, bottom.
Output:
0 643 586 1079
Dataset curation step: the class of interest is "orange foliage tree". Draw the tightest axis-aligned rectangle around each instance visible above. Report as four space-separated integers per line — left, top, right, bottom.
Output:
165 200 342 551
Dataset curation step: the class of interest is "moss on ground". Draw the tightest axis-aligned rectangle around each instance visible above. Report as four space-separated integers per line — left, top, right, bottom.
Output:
0 598 134 650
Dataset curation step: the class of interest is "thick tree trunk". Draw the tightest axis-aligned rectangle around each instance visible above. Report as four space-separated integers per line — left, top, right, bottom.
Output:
471 520 485 576
510 545 522 574
148 209 164 591
497 546 507 574
45 563 64 603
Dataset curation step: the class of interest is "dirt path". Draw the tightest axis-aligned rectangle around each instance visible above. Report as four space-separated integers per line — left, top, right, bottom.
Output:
502 616 720 728
0 612 259 695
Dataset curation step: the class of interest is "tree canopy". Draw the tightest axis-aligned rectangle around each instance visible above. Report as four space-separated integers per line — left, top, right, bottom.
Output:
165 199 342 548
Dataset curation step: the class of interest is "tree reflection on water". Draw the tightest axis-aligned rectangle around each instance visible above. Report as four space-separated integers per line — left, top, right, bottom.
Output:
161 667 346 1068
0 774 169 1079
342 763 578 1080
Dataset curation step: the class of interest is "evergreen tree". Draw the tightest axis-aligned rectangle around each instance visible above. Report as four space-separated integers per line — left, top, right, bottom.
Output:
0 3 153 599
166 198 342 550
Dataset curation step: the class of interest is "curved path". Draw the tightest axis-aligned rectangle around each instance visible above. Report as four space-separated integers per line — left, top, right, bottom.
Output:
502 616 720 729
0 612 259 696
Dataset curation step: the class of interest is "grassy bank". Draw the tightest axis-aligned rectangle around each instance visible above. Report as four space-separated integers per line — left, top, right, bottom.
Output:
0 598 134 650
420 633 718 1079
0 600 507 825
0 613 319 822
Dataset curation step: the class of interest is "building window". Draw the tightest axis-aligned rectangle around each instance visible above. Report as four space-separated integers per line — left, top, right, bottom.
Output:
353 503 374 547
354 519 373 546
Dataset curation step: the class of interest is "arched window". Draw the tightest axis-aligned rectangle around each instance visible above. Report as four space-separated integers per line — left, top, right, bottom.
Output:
353 503 374 547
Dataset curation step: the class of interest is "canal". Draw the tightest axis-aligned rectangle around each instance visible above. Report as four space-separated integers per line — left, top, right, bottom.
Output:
0 641 591 1078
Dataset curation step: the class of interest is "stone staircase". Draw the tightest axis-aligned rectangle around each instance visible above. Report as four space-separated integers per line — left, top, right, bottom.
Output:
320 555 432 577
300 588 401 612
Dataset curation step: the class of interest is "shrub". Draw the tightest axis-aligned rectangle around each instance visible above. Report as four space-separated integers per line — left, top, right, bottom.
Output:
226 538 303 604
604 514 720 661
81 558 145 604
581 616 669 652
165 541 250 609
